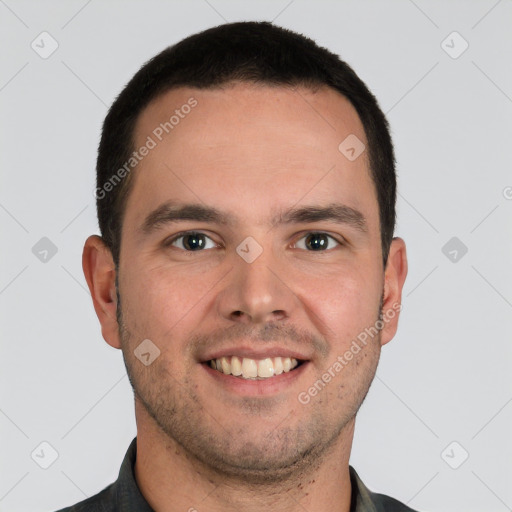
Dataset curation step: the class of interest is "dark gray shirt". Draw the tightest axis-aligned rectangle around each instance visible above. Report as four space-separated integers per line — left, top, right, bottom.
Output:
54 438 419 512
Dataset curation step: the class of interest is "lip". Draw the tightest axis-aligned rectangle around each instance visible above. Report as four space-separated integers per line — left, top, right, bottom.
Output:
200 346 311 363
201 360 310 396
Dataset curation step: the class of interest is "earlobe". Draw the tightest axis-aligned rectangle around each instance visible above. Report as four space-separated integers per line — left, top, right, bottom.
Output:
82 235 122 349
380 237 408 346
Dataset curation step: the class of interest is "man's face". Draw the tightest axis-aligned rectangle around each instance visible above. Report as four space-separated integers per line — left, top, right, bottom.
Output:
108 84 400 480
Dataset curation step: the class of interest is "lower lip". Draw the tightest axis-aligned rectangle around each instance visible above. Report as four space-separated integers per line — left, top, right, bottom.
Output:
201 362 309 396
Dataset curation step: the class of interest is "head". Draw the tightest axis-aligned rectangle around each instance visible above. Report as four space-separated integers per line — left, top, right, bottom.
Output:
84 21 407 483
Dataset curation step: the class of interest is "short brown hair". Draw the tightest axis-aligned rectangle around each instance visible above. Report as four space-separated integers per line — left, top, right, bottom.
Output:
96 21 396 267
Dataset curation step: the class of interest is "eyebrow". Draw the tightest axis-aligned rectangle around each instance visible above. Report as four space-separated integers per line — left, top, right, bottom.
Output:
139 201 368 235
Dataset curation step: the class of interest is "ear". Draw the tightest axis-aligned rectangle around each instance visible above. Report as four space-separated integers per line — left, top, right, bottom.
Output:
82 235 121 349
380 237 408 346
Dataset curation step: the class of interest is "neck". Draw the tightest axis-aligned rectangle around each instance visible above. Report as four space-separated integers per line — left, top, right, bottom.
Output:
133 400 355 512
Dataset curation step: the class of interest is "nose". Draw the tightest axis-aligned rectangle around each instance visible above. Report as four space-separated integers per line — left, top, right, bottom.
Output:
215 244 299 325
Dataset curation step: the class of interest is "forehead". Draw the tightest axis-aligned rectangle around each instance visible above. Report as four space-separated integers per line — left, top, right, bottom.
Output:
135 82 367 154
125 83 377 232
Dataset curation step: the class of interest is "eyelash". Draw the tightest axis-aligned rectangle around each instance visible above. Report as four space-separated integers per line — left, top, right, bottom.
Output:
163 231 343 252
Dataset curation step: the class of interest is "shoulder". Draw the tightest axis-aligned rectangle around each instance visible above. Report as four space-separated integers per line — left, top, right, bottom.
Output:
370 491 420 511
52 482 116 512
349 466 420 512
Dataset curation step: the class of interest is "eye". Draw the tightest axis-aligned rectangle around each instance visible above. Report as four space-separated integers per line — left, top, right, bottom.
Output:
165 231 218 251
294 232 341 251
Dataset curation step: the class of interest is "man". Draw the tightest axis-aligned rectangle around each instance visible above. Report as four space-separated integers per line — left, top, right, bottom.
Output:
58 20 411 512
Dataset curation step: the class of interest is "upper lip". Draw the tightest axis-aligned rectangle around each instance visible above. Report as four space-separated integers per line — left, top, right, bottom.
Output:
200 346 311 363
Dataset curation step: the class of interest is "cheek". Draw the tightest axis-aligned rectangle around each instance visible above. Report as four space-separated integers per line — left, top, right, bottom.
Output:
119 260 219 343
295 261 382 342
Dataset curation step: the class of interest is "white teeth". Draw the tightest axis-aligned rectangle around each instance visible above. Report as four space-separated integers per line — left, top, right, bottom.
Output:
231 356 242 376
273 357 284 375
220 356 231 374
258 358 274 378
209 356 299 379
241 358 258 378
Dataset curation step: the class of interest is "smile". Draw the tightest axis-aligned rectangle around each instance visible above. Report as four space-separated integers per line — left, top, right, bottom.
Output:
208 356 301 380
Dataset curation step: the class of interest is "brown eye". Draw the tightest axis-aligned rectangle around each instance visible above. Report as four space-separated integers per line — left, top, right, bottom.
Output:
167 232 217 251
295 232 341 251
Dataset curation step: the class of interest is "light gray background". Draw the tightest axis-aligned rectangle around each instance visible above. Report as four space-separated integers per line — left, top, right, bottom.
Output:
1 1 511 511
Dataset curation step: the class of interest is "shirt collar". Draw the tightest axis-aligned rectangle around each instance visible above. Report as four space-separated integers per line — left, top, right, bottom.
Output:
115 437 386 512
349 465 379 512
115 437 153 511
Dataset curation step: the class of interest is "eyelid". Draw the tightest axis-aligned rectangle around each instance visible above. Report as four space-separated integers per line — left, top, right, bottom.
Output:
162 230 345 251
292 231 344 250
163 230 220 249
